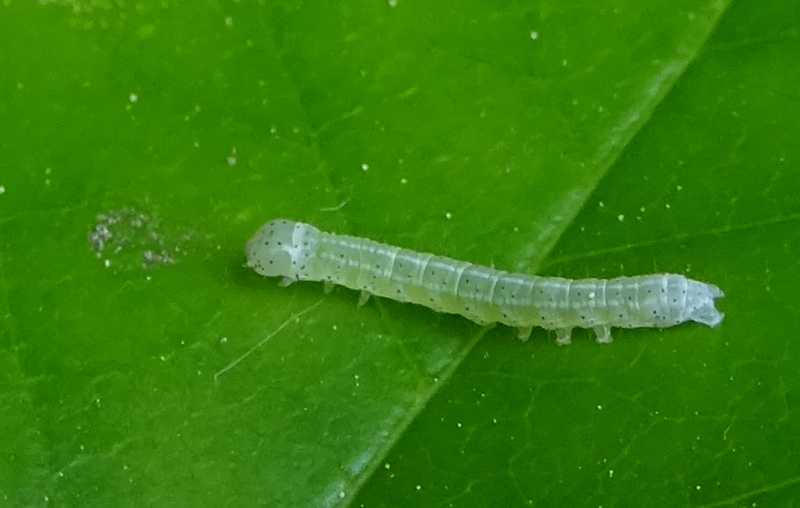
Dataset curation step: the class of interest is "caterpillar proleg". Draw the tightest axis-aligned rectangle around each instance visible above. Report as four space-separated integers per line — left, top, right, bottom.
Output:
245 219 724 345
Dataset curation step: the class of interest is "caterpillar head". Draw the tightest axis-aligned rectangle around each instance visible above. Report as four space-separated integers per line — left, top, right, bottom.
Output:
245 219 318 280
682 280 725 327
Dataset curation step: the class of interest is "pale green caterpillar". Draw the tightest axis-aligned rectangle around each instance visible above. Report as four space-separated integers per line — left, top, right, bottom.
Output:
245 219 724 345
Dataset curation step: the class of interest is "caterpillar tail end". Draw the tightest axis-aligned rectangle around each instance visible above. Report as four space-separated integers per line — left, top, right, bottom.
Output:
685 280 725 328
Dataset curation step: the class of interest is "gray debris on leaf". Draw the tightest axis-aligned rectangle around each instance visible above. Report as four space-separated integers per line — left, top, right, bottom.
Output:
88 205 193 271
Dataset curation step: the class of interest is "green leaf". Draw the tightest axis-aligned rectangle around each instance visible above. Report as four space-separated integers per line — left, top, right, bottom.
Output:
1 1 798 507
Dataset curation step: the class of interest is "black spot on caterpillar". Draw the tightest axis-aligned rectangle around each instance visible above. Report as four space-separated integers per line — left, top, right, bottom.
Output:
245 219 724 345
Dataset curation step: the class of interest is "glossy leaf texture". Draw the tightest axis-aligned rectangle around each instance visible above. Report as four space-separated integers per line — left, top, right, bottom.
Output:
0 1 798 507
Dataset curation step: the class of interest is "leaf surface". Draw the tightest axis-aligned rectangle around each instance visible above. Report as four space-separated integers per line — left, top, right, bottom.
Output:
1 1 798 507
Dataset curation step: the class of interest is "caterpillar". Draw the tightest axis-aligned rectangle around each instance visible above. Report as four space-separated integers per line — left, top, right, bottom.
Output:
245 219 724 345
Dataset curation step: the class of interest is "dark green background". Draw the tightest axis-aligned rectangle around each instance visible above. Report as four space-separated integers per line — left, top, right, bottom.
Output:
1 0 798 506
